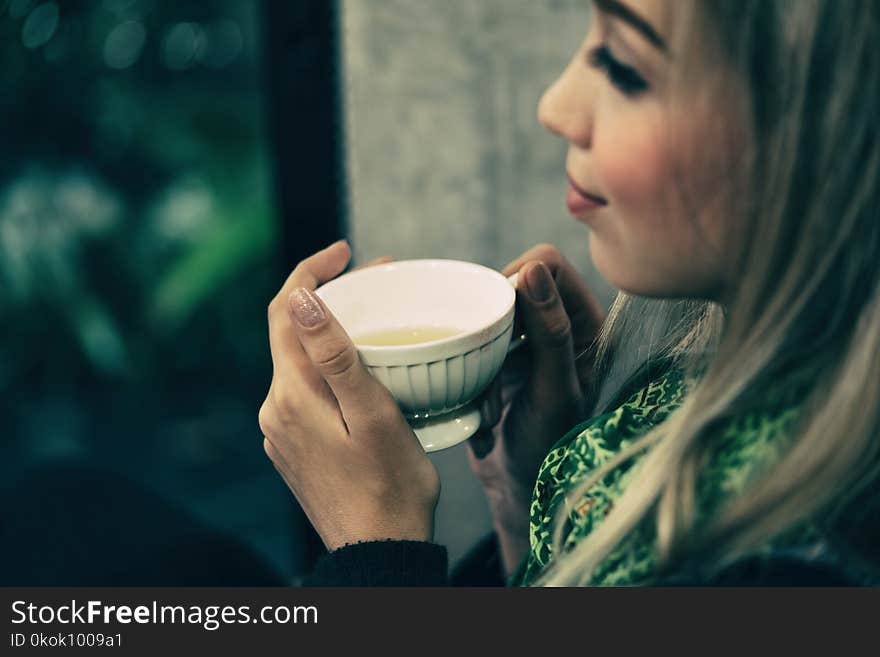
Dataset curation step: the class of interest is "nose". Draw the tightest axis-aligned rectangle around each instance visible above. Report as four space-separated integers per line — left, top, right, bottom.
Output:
537 59 593 148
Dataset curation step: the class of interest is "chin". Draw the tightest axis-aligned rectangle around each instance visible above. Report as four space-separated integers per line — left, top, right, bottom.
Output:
588 236 654 296
589 237 721 301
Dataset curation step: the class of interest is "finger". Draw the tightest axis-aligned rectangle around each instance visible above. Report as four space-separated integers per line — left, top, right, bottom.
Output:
501 243 569 278
280 239 352 297
268 240 352 393
352 255 393 271
287 286 387 428
478 375 503 430
553 265 606 355
504 245 606 378
517 261 582 411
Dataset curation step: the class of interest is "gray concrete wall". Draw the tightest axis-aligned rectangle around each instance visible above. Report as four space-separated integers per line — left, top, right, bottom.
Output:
341 0 615 566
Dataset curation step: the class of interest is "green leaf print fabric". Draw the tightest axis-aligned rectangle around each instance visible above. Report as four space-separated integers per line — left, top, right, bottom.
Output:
510 360 810 587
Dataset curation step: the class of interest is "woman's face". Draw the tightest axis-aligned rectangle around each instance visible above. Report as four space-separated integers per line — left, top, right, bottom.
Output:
539 0 745 300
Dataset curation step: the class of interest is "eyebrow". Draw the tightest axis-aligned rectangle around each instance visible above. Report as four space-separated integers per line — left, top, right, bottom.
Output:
593 0 668 53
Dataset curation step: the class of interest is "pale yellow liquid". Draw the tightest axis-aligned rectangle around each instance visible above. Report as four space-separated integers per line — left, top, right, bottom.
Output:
354 326 461 346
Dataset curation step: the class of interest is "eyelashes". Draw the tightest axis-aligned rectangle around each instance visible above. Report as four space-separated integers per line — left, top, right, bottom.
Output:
588 45 649 96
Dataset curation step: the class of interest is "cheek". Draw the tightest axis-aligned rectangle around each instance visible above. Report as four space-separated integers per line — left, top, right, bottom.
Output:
590 109 725 297
595 110 676 226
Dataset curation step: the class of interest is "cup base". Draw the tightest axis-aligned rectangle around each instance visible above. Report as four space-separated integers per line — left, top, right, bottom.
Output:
410 402 481 452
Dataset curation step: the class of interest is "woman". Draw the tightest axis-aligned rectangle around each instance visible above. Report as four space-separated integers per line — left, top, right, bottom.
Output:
259 0 880 586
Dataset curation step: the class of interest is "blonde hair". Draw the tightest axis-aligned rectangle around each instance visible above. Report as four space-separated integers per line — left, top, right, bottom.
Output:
539 0 880 585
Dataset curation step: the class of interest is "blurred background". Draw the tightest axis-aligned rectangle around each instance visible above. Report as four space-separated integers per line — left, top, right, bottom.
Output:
0 0 614 583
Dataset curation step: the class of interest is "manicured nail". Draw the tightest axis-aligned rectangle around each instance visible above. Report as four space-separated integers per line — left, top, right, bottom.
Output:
525 263 554 303
289 288 326 328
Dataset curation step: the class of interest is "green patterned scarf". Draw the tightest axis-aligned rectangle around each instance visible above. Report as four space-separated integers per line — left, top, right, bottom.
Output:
510 361 813 586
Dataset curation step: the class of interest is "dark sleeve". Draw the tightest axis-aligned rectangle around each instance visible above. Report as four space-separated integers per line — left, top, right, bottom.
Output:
302 540 449 586
449 532 506 586
657 555 857 586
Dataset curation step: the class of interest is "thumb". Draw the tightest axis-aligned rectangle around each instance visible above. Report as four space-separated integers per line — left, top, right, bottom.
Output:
288 286 383 424
518 261 582 410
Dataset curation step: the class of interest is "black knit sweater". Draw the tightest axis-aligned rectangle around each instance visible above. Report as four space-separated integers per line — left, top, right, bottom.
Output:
302 533 860 587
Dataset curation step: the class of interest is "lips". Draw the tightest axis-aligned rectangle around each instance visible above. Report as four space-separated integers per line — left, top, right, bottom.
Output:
566 173 608 216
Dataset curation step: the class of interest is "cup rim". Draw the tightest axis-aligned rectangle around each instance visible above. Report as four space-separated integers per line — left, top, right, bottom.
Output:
315 258 516 361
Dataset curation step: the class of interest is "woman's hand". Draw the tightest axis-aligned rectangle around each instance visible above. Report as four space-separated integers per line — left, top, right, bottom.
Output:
259 241 441 552
468 244 606 572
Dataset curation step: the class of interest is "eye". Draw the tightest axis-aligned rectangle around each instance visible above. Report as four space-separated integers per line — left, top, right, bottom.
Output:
588 45 649 96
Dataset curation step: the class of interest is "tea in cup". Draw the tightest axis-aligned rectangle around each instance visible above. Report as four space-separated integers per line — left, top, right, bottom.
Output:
315 259 520 451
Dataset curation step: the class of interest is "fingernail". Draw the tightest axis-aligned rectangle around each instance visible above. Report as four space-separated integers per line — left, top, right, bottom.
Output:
289 288 326 328
525 263 554 303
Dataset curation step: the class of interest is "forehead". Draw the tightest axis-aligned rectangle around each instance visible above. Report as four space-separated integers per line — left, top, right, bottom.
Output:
597 0 675 41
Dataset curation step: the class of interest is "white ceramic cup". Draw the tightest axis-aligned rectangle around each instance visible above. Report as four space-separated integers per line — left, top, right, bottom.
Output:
315 259 521 451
